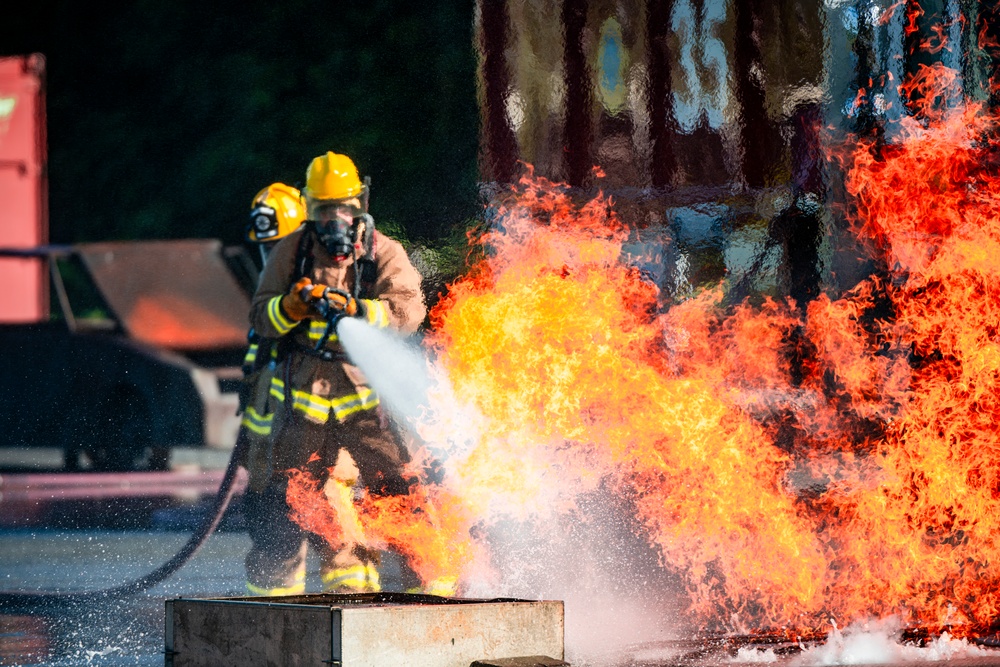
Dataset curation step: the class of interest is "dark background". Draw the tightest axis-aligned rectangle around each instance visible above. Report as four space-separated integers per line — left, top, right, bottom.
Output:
0 0 480 246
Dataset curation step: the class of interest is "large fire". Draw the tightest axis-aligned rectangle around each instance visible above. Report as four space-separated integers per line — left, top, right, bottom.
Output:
286 59 1000 638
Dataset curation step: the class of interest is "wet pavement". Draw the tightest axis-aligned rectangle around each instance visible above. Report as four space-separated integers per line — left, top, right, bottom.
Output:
0 527 251 666
6 482 1000 667
0 464 248 663
0 486 419 667
0 448 255 665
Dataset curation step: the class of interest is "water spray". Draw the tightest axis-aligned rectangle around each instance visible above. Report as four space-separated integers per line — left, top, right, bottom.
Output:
335 317 434 426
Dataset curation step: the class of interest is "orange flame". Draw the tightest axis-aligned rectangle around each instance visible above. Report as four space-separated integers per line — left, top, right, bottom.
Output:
423 171 830 630
287 464 479 587
286 467 347 550
285 65 1000 637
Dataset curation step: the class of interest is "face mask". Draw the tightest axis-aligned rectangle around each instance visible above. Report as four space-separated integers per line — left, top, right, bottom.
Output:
315 216 355 258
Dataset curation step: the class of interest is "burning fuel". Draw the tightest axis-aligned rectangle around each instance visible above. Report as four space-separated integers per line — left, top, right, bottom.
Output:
287 57 1000 644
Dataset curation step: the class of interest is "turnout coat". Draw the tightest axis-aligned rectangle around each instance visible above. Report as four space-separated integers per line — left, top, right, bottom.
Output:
247 226 426 475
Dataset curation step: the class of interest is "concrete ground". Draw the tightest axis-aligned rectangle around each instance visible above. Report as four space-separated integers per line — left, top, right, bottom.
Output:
0 449 240 665
0 528 251 666
0 502 412 667
7 466 999 666
0 446 234 473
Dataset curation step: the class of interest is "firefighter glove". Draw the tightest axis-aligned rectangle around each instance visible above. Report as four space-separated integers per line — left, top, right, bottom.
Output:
280 276 322 321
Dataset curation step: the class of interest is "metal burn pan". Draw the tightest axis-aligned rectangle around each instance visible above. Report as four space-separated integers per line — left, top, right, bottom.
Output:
165 591 564 667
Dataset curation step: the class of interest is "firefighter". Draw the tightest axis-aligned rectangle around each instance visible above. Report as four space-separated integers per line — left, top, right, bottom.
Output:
246 182 307 263
237 183 307 500
243 152 428 596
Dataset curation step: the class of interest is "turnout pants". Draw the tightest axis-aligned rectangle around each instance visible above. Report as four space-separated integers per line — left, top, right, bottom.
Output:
243 409 412 595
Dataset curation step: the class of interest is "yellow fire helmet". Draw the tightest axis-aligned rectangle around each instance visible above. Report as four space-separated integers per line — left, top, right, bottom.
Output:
304 152 367 204
247 182 306 243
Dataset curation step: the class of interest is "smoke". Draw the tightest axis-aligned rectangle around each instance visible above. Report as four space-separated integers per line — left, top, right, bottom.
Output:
469 496 688 665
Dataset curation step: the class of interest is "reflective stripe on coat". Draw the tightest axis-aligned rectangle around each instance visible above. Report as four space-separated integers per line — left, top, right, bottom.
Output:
250 228 424 422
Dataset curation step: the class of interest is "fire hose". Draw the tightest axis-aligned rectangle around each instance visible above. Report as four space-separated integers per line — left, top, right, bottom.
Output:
304 284 359 351
0 431 248 610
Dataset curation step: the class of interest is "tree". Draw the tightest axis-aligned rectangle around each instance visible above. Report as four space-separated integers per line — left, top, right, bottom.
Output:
0 0 480 245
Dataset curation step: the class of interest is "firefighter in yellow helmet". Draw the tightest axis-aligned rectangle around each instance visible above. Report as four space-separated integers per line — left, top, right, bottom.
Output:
236 183 307 508
246 182 307 261
243 152 431 596
241 182 307 397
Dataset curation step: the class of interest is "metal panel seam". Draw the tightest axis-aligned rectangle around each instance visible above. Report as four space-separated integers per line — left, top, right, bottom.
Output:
329 607 342 666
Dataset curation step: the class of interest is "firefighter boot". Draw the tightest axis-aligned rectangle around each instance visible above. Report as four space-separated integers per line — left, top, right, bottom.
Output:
406 575 458 597
321 544 382 594
245 541 308 596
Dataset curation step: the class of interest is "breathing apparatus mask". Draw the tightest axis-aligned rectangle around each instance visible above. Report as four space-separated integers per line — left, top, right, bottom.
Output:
313 201 373 259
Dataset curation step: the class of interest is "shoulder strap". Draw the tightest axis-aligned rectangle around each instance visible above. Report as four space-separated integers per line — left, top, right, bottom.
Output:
356 258 377 300
293 222 315 282
354 219 378 300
